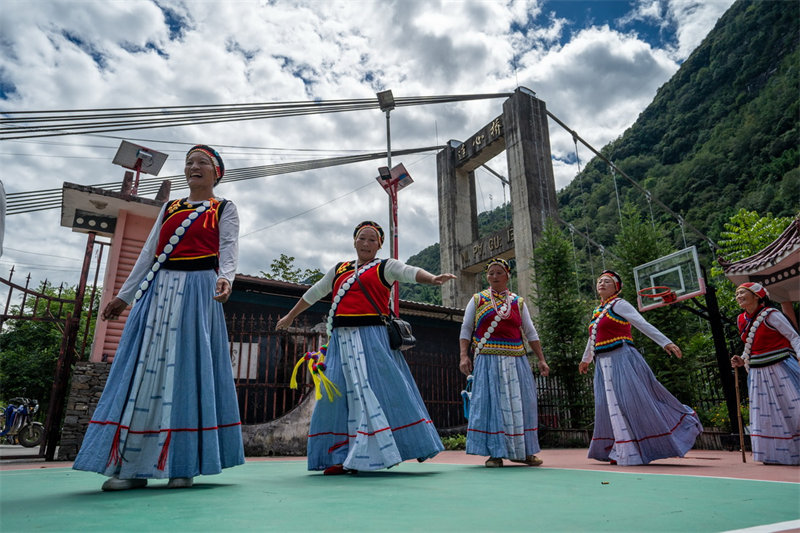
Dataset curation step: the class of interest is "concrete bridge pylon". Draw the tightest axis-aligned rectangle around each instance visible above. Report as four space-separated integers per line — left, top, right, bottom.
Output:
437 87 559 308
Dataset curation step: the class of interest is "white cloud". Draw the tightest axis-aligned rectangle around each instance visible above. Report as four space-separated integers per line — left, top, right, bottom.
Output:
667 0 733 59
0 0 733 289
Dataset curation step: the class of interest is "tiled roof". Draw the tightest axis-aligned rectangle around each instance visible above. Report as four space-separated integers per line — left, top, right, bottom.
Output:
719 217 799 275
232 273 465 319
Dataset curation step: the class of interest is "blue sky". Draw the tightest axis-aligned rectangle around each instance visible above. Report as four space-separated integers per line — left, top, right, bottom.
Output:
543 1 672 45
0 0 735 285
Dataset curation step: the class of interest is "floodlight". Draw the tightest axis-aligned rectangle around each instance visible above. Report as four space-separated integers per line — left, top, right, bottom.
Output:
377 90 395 112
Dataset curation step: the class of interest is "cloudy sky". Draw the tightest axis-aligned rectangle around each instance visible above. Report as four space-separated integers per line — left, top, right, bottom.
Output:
1 0 735 289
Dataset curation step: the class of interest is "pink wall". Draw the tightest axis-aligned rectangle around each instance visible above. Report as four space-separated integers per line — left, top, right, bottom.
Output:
89 210 156 362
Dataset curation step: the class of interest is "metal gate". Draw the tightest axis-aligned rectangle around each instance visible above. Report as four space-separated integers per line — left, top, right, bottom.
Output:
0 234 107 459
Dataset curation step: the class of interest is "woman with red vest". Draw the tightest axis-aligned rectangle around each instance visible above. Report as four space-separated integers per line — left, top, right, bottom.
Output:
73 145 244 490
458 257 549 467
276 221 456 474
731 282 800 465
578 270 702 465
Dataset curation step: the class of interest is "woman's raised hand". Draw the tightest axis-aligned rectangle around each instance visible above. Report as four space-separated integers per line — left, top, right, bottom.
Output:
432 273 457 285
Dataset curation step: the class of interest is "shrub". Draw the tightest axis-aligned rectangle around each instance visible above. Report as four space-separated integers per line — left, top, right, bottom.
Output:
441 434 466 450
696 402 749 429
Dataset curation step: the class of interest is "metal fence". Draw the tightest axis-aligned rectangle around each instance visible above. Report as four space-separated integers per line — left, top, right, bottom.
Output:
226 314 730 439
226 313 466 427
227 314 316 425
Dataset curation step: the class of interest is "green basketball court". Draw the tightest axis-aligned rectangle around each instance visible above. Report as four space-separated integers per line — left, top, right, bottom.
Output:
1 451 798 532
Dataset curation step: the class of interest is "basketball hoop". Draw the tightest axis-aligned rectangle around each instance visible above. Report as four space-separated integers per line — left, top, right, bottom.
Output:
638 286 677 304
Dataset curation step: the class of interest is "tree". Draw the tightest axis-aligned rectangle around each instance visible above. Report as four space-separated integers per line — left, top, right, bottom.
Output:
608 203 674 301
0 282 100 411
0 320 61 406
713 208 794 267
260 253 323 284
531 219 592 428
608 204 700 404
710 208 794 318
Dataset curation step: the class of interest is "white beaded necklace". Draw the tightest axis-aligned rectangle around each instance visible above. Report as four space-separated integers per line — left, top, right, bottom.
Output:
325 258 381 337
741 307 772 369
588 297 620 361
134 199 213 303
489 289 512 320
474 290 512 357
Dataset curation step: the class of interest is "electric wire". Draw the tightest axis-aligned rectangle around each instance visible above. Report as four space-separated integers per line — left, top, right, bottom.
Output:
1 93 511 140
547 110 718 249
5 146 443 215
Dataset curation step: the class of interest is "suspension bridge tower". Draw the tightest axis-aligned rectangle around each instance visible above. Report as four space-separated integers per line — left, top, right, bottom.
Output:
437 87 558 307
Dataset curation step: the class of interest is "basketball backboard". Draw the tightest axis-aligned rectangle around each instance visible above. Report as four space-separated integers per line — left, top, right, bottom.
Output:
112 140 168 175
633 246 706 311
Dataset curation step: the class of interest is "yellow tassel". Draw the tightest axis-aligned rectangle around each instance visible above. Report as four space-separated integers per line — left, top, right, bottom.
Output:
310 367 323 400
319 373 341 402
290 345 340 402
289 355 308 390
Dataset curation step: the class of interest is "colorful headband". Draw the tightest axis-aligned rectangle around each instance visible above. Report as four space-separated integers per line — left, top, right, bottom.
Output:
599 270 622 292
353 220 384 245
738 282 768 300
485 257 511 273
186 144 224 182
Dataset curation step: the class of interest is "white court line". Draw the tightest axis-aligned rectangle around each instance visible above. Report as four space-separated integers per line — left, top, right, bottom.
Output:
723 519 800 533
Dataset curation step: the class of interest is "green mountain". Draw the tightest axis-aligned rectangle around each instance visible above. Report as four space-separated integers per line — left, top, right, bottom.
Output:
558 0 798 245
400 204 511 304
402 0 798 305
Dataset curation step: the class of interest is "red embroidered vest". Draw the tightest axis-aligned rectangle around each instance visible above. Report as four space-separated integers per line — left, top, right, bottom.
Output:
331 260 390 327
589 300 634 353
472 290 526 356
158 198 226 270
738 307 793 367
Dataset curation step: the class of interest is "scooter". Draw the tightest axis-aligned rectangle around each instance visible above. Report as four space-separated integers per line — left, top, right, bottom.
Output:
0 397 44 447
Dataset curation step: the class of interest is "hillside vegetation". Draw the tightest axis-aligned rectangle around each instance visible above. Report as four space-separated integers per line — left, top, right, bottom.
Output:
402 0 798 305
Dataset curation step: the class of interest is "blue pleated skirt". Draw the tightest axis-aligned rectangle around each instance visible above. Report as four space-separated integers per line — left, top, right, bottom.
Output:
307 325 444 471
466 354 540 460
748 357 800 465
587 344 702 465
73 269 244 479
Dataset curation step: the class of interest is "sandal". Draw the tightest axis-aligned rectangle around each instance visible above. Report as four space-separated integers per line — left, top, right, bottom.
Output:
510 455 543 466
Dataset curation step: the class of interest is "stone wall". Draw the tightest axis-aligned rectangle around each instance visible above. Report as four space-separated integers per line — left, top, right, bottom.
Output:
241 393 315 456
57 361 110 461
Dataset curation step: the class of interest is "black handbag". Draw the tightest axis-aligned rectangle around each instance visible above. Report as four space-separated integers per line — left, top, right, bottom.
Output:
355 269 416 351
385 316 416 351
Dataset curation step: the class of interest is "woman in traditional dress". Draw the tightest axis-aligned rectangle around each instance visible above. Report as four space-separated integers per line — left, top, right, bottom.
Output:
730 282 800 465
458 257 549 468
578 270 702 465
275 221 455 474
73 145 244 490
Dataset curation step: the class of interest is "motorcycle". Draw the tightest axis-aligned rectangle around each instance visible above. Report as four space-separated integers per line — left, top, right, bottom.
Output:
0 397 45 447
